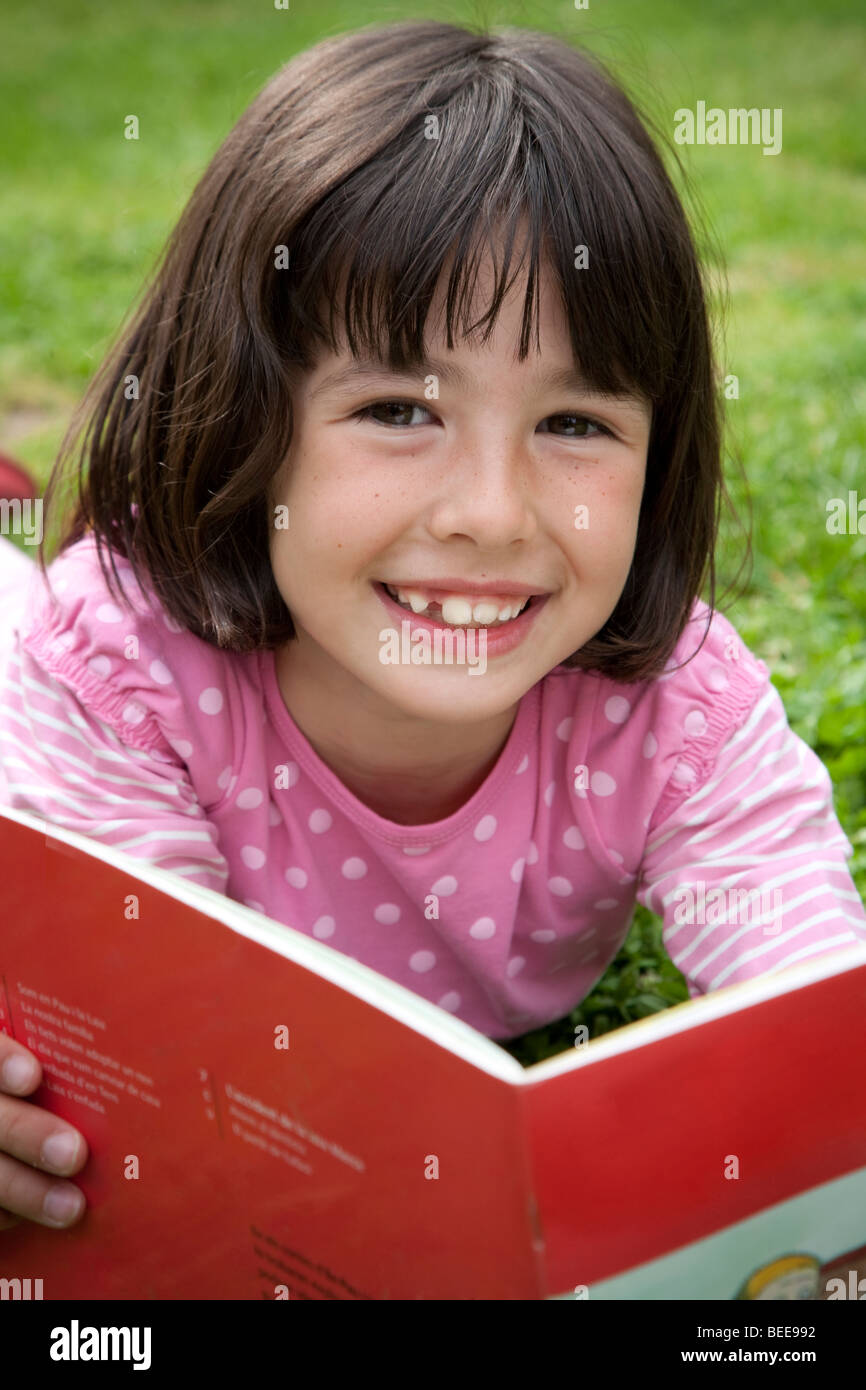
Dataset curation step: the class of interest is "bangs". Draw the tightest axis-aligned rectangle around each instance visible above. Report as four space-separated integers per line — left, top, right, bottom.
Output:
279 62 678 405
45 20 733 676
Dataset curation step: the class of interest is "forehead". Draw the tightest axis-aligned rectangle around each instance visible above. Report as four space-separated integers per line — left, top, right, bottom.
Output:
302 245 652 415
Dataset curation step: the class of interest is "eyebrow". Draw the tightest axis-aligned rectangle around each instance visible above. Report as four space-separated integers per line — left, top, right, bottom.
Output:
309 356 647 408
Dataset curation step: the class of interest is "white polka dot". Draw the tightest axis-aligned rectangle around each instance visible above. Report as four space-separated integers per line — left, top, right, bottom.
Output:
431 875 457 896
659 657 680 680
53 577 68 594
268 803 282 826
374 903 401 924
309 809 332 833
526 841 539 865
563 825 585 850
609 849 624 864
530 929 556 943
548 876 572 896
438 991 461 1012
544 780 556 807
199 687 223 715
241 846 265 869
469 917 496 940
643 732 658 758
515 754 529 774
556 717 573 741
53 631 76 653
149 659 172 685
243 899 264 913
474 814 497 841
707 664 729 692
604 696 630 724
96 603 124 623
684 709 708 738
121 701 146 726
312 916 335 939
341 857 367 879
590 771 617 796
280 762 300 789
284 867 307 888
594 899 619 910
163 612 184 634
510 858 526 883
87 655 112 679
217 765 233 789
409 951 436 973
506 956 525 978
403 845 431 855
237 787 264 810
672 760 697 786
170 738 193 759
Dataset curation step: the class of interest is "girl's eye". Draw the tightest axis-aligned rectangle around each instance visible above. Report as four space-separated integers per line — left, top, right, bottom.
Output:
353 401 614 438
539 414 613 439
354 400 433 428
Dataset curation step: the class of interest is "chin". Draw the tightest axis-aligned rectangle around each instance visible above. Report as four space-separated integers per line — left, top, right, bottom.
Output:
369 669 533 723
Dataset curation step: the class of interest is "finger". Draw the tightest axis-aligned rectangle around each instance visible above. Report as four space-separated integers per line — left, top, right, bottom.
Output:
0 1150 86 1228
0 1091 89 1176
0 1035 42 1096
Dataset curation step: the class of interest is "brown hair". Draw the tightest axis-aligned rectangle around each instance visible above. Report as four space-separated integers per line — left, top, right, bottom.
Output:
41 18 749 682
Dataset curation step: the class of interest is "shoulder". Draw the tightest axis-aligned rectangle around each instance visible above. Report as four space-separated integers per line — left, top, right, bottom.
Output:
15 535 254 795
541 599 773 834
634 598 771 815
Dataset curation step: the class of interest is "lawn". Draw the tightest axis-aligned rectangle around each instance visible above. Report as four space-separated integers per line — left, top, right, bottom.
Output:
1 0 864 1066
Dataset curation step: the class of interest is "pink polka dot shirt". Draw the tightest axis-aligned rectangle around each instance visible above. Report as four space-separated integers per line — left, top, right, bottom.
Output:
1 534 864 1039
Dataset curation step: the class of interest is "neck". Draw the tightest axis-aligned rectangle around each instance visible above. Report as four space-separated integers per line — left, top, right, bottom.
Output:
273 641 519 825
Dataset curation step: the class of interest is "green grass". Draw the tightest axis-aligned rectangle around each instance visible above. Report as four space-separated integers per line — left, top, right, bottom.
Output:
1 0 864 1068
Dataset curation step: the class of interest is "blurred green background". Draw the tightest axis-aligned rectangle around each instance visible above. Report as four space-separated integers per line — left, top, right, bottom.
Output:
1 0 864 1064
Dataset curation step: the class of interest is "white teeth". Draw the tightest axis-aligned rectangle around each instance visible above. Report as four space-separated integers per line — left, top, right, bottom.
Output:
470 601 502 625
385 584 529 626
396 589 429 614
441 597 474 625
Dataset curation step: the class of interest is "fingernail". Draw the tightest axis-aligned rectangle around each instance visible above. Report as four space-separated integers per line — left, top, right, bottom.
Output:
41 1131 80 1172
43 1185 85 1225
2 1055 35 1091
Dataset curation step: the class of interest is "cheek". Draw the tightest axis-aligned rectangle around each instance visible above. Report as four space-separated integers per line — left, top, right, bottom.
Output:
562 466 644 575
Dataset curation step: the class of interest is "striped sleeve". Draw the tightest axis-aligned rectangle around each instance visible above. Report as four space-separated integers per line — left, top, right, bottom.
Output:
0 643 230 894
637 680 866 997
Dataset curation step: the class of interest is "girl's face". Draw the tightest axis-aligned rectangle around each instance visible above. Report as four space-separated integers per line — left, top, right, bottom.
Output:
269 257 652 727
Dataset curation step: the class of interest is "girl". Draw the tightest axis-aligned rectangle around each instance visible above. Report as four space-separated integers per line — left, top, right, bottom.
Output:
0 19 864 1237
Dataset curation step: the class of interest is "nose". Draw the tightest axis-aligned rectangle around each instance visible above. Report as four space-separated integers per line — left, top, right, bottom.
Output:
426 426 538 548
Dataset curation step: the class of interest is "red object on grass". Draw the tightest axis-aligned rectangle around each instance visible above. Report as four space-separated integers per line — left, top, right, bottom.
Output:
0 451 38 501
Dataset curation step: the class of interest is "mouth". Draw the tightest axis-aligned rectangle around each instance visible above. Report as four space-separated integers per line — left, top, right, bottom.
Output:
375 582 542 629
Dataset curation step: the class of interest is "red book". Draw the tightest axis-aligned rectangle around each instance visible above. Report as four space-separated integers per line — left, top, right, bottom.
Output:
1 802 865 1301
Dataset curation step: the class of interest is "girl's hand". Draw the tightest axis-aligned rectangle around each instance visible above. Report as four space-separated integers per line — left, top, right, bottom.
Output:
0 1033 88 1231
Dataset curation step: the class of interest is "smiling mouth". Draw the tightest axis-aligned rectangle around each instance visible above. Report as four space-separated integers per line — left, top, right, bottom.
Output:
378 582 537 628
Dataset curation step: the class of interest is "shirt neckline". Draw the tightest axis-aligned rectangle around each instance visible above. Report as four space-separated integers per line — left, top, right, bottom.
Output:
261 647 540 847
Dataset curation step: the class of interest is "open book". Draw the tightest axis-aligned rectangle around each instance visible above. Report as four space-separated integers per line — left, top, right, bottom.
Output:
1 801 865 1301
